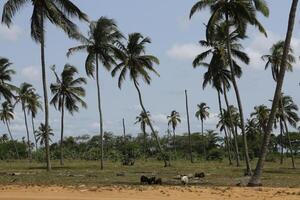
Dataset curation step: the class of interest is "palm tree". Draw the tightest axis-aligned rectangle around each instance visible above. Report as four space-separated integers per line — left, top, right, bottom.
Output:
0 57 16 101
249 0 299 186
135 111 150 159
250 105 270 133
0 101 19 158
262 40 295 82
2 0 88 171
167 110 181 155
277 94 299 168
195 103 210 158
50 64 87 166
112 32 170 167
26 92 42 152
67 17 122 170
36 123 54 147
190 0 269 175
15 83 36 161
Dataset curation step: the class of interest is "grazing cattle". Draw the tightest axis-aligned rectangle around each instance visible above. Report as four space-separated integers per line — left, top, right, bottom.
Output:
140 175 149 184
148 177 156 185
181 176 189 185
194 172 205 178
154 178 162 185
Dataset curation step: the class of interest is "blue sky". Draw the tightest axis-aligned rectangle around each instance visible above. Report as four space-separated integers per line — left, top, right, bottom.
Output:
0 0 299 141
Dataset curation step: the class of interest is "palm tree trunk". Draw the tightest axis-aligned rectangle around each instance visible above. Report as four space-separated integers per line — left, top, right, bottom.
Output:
95 54 104 170
133 79 170 167
201 120 207 159
248 0 298 186
223 84 240 166
5 120 19 159
31 116 38 152
60 95 65 166
22 104 32 162
225 14 251 174
172 128 177 157
280 119 284 164
283 119 296 168
185 90 193 163
143 126 147 160
40 13 51 171
122 118 126 140
217 90 232 165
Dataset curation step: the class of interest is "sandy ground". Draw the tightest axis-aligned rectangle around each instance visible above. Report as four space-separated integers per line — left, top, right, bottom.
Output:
0 185 299 200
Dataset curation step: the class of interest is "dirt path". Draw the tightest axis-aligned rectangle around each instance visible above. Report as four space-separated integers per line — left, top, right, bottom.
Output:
0 185 299 200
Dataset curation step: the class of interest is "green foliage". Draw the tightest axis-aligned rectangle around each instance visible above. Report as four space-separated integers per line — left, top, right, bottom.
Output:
206 148 224 161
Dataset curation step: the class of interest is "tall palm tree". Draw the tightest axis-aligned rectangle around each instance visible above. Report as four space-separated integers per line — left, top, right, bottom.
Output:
15 83 36 161
0 57 16 101
135 111 150 159
50 64 87 166
0 101 19 159
26 92 42 152
190 0 269 175
167 110 181 155
249 0 299 186
112 32 170 167
195 103 210 158
277 94 299 168
2 0 88 171
67 17 122 170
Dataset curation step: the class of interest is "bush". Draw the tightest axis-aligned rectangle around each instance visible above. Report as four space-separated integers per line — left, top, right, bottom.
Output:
206 148 224 161
266 153 277 162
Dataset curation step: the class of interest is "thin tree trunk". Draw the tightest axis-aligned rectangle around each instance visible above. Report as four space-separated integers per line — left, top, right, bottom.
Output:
283 119 296 168
248 0 298 186
122 118 126 140
172 128 177 157
23 104 32 162
223 84 240 166
217 91 232 165
133 79 170 167
95 54 104 170
40 13 51 171
225 15 251 174
143 126 147 160
185 90 193 163
31 116 38 152
5 120 19 159
60 95 65 166
201 120 207 159
280 120 284 164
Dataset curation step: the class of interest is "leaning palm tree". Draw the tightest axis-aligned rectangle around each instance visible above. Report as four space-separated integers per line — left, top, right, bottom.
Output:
26 92 42 152
249 0 299 186
112 32 170 167
195 103 210 158
190 0 269 175
67 17 122 170
135 111 150 159
50 64 87 166
2 0 88 171
167 110 181 155
0 57 16 101
15 83 36 161
0 101 19 159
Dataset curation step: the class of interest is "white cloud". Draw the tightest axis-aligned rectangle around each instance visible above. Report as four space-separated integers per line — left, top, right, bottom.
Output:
166 43 205 60
0 25 22 42
21 66 40 81
151 113 168 124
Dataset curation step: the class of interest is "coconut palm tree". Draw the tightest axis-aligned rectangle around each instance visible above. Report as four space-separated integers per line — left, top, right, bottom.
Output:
167 110 181 155
262 40 295 82
50 64 87 166
250 105 270 133
112 32 170 167
277 94 299 168
36 123 54 147
0 101 19 158
26 92 42 152
2 0 88 171
15 83 36 161
0 57 16 101
249 0 299 186
135 111 150 159
190 0 269 175
67 17 122 170
195 103 210 158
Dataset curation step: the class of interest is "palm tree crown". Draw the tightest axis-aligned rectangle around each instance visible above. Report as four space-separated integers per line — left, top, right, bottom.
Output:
195 103 210 122
167 110 181 131
36 123 54 146
0 57 16 101
0 101 14 123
